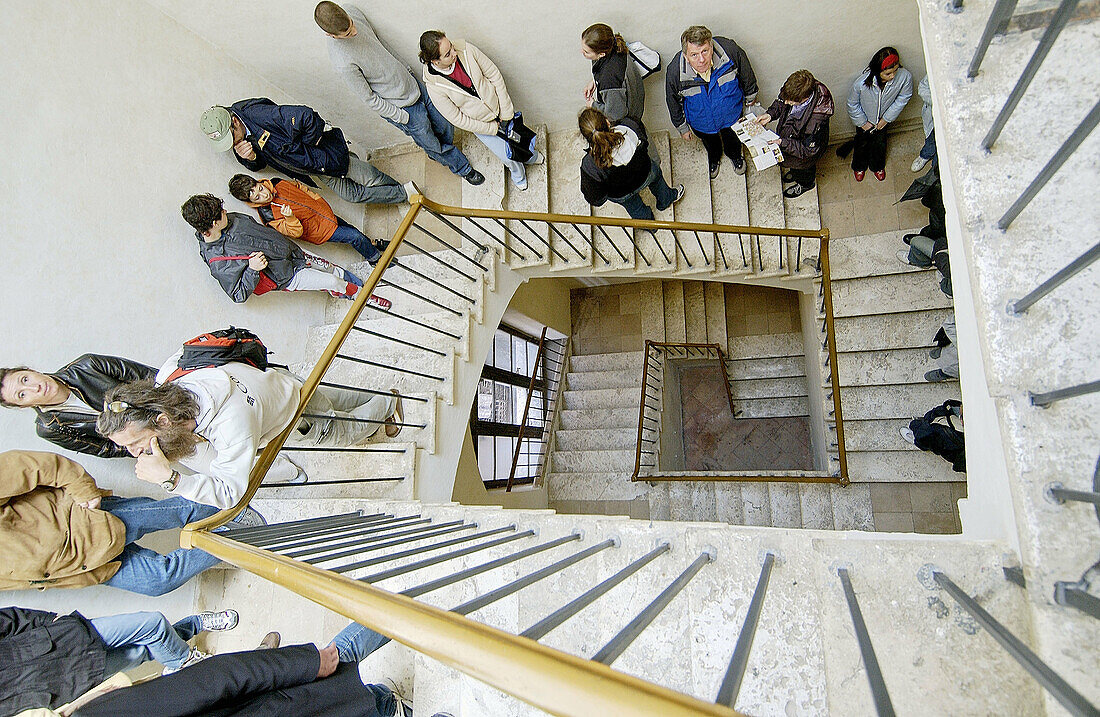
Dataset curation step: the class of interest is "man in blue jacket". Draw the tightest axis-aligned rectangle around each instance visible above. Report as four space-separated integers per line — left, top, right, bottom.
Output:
200 99 411 205
665 26 758 179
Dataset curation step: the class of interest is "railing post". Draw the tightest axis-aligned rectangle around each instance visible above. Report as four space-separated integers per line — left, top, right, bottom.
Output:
1007 238 1100 314
967 0 1020 77
837 567 896 717
981 0 1080 150
1029 379 1100 408
818 232 849 483
716 552 775 708
506 327 548 492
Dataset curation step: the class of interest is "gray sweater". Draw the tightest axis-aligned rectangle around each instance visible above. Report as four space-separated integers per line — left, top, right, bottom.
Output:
327 5 420 124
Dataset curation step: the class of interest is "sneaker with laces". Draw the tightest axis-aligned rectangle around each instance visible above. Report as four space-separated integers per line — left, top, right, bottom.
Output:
709 162 720 179
925 368 954 382
229 506 267 528
896 249 915 267
257 631 281 650
899 426 916 445
911 155 930 172
528 150 544 165
384 678 414 717
163 648 210 675
197 609 239 632
731 154 747 175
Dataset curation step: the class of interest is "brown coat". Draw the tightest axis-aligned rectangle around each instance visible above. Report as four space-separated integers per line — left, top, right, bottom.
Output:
422 39 515 136
0 451 126 590
249 178 338 245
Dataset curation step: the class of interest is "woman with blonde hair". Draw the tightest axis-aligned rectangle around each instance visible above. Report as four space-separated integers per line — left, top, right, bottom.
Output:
581 22 644 122
578 107 683 222
419 30 542 191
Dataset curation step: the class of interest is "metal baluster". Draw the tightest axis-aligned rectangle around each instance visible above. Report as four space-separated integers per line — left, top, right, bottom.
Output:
300 411 424 430
739 233 748 268
649 229 674 265
409 223 488 272
982 0 1080 150
546 221 587 260
351 325 449 356
364 304 461 340
693 230 711 266
1045 482 1100 506
420 207 491 255
257 515 427 551
1054 580 1100 620
375 278 463 316
257 476 403 488
330 524 513 573
243 514 406 548
518 218 569 262
521 542 671 640
1003 565 1027 587
715 232 730 270
451 539 619 616
592 549 716 665
289 520 467 561
279 446 406 454
570 223 610 265
360 528 535 583
837 567 896 717
595 225 629 262
930 567 1099 716
318 381 428 404
1008 238 1100 313
390 261 476 304
756 235 764 272
716 553 776 708
492 217 545 259
626 227 652 267
332 353 445 382
998 99 1100 229
466 214 534 259
219 512 369 542
671 230 690 268
402 533 584 598
1029 379 1100 407
967 0 1020 77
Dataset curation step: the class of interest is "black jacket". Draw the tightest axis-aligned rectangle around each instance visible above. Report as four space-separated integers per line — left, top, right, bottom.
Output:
230 98 351 185
591 50 645 123
0 607 106 716
580 117 653 205
197 213 309 303
75 644 388 717
36 354 157 458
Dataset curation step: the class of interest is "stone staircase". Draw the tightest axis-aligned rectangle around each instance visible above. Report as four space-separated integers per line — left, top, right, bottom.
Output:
197 497 1037 717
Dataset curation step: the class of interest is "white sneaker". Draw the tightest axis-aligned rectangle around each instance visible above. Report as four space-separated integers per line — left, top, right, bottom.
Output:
197 609 239 632
899 426 916 445
911 156 930 172
527 149 544 165
403 181 420 202
162 647 210 675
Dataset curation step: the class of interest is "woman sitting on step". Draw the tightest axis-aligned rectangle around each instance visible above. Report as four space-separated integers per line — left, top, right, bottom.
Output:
578 107 684 225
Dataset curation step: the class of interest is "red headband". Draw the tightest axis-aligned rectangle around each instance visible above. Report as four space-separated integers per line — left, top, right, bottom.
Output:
881 53 900 71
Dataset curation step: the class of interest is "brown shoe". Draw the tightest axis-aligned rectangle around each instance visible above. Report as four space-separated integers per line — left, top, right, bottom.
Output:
257 632 281 650
385 389 403 438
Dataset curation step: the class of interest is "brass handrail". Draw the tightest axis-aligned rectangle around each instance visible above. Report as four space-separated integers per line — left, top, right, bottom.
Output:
506 326 548 492
819 231 850 485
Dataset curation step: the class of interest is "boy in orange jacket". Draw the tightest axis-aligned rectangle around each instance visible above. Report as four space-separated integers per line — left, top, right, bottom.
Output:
228 174 388 264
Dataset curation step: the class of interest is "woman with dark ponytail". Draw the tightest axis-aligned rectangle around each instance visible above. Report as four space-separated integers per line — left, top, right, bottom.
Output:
846 46 913 181
578 107 683 222
581 23 645 122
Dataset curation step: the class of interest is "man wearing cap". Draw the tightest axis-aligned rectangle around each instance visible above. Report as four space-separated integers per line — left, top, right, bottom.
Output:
200 100 412 205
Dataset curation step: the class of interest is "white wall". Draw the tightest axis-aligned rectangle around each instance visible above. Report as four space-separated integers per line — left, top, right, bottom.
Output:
149 0 926 150
0 1 329 621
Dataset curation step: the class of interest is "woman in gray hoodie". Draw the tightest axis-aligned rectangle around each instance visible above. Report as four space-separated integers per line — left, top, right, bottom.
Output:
846 46 913 182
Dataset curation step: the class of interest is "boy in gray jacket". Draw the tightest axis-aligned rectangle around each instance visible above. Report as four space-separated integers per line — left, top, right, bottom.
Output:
181 193 388 309
315 2 483 186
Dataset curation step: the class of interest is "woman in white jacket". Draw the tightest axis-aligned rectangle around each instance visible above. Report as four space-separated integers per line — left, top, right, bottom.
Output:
846 46 913 182
419 31 542 191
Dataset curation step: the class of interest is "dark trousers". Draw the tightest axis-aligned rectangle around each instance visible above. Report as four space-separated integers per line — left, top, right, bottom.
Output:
851 127 888 172
692 126 743 168
785 164 817 189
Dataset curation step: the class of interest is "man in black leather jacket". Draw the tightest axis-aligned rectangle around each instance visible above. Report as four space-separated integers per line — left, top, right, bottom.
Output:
0 354 156 458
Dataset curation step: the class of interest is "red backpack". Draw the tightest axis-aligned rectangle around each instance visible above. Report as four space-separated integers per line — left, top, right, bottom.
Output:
165 327 270 382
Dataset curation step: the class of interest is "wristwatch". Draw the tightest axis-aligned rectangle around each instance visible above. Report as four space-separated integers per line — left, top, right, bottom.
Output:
161 470 180 492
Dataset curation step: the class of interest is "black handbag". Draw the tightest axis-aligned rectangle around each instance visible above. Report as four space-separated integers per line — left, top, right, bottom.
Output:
497 112 537 163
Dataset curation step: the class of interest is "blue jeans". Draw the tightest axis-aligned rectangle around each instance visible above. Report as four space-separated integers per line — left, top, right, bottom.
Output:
100 496 222 596
920 129 937 161
475 131 528 186
609 159 678 221
330 217 381 262
93 611 202 675
316 155 406 205
330 621 392 663
387 88 472 177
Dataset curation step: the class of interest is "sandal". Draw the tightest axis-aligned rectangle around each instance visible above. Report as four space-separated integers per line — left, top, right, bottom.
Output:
384 389 403 438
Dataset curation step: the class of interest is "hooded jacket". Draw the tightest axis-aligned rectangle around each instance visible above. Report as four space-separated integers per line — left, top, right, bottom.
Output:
590 50 645 123
580 117 653 205
33 354 156 458
665 36 758 135
249 178 339 245
155 355 300 509
765 82 835 169
196 213 308 303
846 66 913 127
422 40 515 136
0 451 126 592
0 607 107 716
229 98 350 183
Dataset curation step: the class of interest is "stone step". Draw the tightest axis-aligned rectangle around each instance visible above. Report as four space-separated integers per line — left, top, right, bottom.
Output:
262 445 416 502
562 387 639 410
833 382 962 420
683 281 708 343
713 483 744 524
746 163 786 274
783 184 822 275
836 347 948 387
833 418 922 452
797 483 836 530
545 470 646 502
831 271 953 318
547 130 593 269
737 395 810 418
558 406 637 430
634 131 678 273
703 283 728 348
554 427 638 452
726 332 805 360
569 351 644 373
841 449 965 483
768 483 803 528
565 367 639 391
730 376 809 400
829 229 928 280
662 279 687 342
829 483 875 530
667 482 717 522
726 355 808 380
669 135 716 274
709 151 750 278
833 308 954 352
739 483 773 526
552 448 636 473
